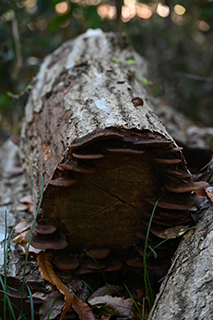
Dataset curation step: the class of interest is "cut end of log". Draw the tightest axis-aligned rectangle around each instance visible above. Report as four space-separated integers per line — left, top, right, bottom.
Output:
37 127 208 271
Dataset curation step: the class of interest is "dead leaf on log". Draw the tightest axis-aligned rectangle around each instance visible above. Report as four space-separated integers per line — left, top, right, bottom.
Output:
38 252 96 320
156 224 191 239
89 295 134 317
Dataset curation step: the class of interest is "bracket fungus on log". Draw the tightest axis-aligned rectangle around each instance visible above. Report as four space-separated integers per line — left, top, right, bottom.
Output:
20 29 208 273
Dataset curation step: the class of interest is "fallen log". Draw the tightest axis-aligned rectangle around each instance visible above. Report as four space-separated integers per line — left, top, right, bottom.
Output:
20 28 208 271
15 29 212 319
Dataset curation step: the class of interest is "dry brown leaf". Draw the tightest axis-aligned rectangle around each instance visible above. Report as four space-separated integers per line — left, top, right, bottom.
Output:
38 252 96 320
206 186 213 203
152 224 190 239
12 231 29 243
89 295 134 317
19 195 33 204
39 291 65 320
16 203 28 211
14 220 32 234
101 315 117 320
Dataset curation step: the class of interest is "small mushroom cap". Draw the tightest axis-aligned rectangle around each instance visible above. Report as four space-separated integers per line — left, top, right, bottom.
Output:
25 231 68 250
48 177 78 187
7 286 28 299
72 264 94 275
87 260 106 270
104 261 123 272
86 248 111 259
72 153 105 160
164 181 209 193
34 225 57 234
54 254 79 270
126 258 143 268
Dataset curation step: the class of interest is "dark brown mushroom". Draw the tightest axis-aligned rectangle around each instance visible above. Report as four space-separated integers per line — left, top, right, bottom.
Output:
164 180 209 193
107 148 145 155
25 231 68 250
104 261 123 272
133 140 172 147
167 147 183 152
7 286 28 299
86 248 111 259
54 254 79 270
48 177 78 187
59 163 94 174
72 153 105 160
72 264 94 275
25 298 42 304
34 225 57 234
164 169 193 178
153 158 182 165
87 261 106 270
126 258 143 268
147 193 196 210
68 130 124 151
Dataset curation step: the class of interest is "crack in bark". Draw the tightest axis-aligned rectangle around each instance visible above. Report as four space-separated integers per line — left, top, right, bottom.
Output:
88 181 139 210
85 199 119 217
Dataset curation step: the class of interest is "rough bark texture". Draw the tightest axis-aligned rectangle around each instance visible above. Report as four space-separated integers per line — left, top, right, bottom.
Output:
148 205 213 320
20 28 172 210
19 29 209 275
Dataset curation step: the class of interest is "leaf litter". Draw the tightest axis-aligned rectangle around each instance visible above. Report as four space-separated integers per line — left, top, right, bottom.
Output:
38 252 97 320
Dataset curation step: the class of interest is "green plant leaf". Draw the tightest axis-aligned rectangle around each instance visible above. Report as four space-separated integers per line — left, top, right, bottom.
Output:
125 59 135 65
140 77 153 85
112 57 119 63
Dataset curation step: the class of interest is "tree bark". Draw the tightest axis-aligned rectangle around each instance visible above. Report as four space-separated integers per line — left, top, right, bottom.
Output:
20 28 173 211
148 204 213 320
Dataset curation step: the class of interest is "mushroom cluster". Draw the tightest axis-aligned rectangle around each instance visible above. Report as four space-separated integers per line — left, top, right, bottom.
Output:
28 127 208 273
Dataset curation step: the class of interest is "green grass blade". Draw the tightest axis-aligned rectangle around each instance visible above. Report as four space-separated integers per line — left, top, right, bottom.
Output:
143 197 162 311
0 277 16 320
27 286 34 320
20 173 44 316
47 299 54 320
83 250 112 293
123 283 142 318
81 280 94 293
147 246 158 259
3 210 8 320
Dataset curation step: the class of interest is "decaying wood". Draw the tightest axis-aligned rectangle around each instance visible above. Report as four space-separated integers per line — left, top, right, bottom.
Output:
19 29 209 276
148 205 213 320
7 29 211 319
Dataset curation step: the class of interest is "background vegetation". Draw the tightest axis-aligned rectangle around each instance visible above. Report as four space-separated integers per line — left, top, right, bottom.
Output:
1 0 213 142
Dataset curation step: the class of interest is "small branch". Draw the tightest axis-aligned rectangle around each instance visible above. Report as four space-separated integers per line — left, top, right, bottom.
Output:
174 72 213 82
12 17 23 79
